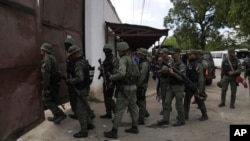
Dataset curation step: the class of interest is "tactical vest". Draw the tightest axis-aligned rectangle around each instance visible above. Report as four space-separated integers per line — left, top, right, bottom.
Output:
186 61 199 83
74 58 92 89
123 56 140 85
103 54 116 82
222 57 238 76
139 59 150 84
169 61 184 85
47 55 61 84
66 58 75 77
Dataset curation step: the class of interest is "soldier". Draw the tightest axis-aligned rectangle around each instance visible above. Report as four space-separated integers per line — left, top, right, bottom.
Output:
184 50 208 121
64 36 95 119
157 47 186 126
65 45 95 138
40 43 66 124
98 44 118 119
104 42 140 139
136 48 151 125
218 48 241 109
157 48 174 115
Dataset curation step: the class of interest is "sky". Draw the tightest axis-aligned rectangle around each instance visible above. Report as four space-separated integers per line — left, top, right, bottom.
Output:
110 0 174 45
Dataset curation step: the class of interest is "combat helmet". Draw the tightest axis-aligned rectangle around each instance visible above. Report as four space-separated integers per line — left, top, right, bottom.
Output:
40 43 52 53
194 89 208 101
117 42 129 51
103 44 113 51
64 35 76 45
68 45 81 57
137 48 148 56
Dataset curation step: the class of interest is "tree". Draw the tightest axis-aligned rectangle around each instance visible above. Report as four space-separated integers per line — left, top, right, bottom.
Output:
162 36 178 47
164 0 223 50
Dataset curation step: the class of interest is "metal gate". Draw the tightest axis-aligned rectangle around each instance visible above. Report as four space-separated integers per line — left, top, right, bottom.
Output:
0 0 85 140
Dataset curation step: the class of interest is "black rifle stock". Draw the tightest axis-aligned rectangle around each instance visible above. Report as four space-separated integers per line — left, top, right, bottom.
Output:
98 58 108 90
61 75 89 105
107 72 129 98
163 62 198 93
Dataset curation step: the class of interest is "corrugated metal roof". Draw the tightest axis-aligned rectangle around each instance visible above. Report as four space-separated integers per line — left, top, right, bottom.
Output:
105 21 169 51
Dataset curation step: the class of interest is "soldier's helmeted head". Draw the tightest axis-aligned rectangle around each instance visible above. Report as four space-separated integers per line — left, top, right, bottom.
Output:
117 42 129 57
228 47 235 58
40 43 52 55
64 35 76 51
137 48 148 60
189 49 198 61
172 47 181 60
67 45 81 59
159 48 169 59
103 44 113 56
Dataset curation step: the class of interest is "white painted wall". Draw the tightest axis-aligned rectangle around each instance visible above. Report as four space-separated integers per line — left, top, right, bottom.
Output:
85 0 121 98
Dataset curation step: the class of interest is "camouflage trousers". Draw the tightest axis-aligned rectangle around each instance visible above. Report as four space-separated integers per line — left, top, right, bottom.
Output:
112 85 139 129
221 75 238 105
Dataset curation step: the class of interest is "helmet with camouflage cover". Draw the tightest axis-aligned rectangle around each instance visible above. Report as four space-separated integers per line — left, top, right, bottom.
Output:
194 89 208 101
137 48 148 56
103 44 113 51
64 35 76 46
67 45 81 57
40 43 52 53
117 42 129 51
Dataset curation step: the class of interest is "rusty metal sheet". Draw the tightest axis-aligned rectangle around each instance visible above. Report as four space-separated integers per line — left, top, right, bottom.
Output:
0 0 43 140
41 0 84 104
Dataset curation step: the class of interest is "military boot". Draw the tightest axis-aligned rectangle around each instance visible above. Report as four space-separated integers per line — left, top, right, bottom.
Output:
199 115 208 121
104 128 118 139
138 117 145 125
87 124 95 130
157 119 169 125
218 103 225 107
47 116 57 122
73 130 88 138
53 114 66 124
68 114 78 120
124 126 139 134
100 113 112 119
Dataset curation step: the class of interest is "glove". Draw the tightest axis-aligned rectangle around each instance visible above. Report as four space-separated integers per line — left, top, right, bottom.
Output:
65 79 72 85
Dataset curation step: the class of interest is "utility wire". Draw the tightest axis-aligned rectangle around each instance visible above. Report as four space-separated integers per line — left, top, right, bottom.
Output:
140 0 145 24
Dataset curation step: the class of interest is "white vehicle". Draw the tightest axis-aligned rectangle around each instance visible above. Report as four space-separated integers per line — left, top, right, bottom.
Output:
211 49 249 69
211 51 228 68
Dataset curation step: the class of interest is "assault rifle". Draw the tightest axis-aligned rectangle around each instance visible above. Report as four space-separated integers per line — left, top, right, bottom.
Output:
48 86 65 110
107 72 129 98
163 62 207 100
98 58 108 90
61 75 89 105
164 62 197 92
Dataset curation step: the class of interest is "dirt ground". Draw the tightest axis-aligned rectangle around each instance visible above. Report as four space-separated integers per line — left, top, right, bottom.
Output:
17 70 250 141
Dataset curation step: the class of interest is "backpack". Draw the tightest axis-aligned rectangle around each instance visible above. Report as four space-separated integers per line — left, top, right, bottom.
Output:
79 59 95 86
124 57 140 85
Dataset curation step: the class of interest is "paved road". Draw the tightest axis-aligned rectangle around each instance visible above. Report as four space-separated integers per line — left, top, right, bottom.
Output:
18 69 250 141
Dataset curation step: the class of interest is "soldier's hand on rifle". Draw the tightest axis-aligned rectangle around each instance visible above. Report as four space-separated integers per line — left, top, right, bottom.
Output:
42 89 50 96
228 71 234 76
169 67 174 75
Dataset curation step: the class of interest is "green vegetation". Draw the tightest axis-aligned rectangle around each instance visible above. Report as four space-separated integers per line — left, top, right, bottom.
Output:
162 0 250 51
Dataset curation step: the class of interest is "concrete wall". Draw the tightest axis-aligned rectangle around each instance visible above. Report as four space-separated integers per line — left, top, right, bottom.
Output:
85 0 120 98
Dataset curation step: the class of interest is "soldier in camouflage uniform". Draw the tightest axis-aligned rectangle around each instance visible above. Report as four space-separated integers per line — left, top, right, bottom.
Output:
157 47 186 126
99 44 118 119
64 36 95 119
218 48 241 109
65 45 95 138
184 50 208 121
157 48 174 115
136 48 150 125
104 42 140 139
40 43 66 124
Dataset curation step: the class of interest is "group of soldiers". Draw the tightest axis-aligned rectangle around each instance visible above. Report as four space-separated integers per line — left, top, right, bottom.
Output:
40 37 244 139
41 37 95 138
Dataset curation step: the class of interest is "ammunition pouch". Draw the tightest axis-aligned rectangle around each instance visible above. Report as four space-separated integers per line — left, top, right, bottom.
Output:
50 71 62 84
136 88 146 100
75 81 88 90
123 76 138 85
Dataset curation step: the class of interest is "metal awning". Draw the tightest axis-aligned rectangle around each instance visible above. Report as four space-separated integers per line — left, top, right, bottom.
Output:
105 21 169 51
